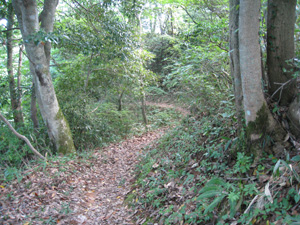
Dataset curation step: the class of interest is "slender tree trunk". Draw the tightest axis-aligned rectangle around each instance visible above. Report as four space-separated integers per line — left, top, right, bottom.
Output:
137 12 148 126
267 0 297 106
150 11 157 34
169 7 174 36
30 83 39 130
16 45 24 121
158 9 164 35
118 90 124 111
12 0 75 154
141 93 148 125
229 0 243 129
7 3 23 126
84 53 94 91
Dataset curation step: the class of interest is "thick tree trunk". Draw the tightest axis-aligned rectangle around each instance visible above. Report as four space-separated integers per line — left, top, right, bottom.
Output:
266 0 300 138
12 0 75 154
239 0 266 124
229 0 243 129
267 0 297 106
7 3 23 126
239 0 286 157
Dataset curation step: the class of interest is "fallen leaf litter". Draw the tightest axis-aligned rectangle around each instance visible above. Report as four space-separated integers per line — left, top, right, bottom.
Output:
0 128 167 225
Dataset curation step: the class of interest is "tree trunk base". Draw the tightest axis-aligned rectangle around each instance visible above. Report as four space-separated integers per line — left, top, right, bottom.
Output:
287 97 300 138
246 104 287 160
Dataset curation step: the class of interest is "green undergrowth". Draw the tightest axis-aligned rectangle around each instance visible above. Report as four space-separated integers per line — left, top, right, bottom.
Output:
146 105 183 128
0 125 51 169
128 109 300 224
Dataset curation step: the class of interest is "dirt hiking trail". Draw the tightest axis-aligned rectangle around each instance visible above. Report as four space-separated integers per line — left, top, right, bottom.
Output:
0 102 189 224
0 129 166 224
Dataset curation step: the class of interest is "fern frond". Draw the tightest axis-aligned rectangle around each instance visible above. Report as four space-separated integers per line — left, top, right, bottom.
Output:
205 177 226 187
204 195 225 215
197 190 224 200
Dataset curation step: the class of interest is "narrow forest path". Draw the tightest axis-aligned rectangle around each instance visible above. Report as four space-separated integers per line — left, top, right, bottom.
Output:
0 103 189 225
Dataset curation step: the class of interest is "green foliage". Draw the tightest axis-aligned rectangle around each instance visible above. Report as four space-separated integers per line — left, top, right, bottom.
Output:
234 152 252 174
197 177 240 218
0 124 50 170
127 103 300 224
145 32 230 115
3 167 22 182
25 30 59 46
55 1 136 57
147 106 182 128
128 100 245 224
144 35 182 76
59 92 133 149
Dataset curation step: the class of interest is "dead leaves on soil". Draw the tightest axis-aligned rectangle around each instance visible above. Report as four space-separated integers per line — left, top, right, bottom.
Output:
0 128 166 225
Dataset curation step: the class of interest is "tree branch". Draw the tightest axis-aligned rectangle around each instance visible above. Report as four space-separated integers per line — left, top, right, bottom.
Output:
40 0 59 65
1 27 20 33
180 5 199 25
0 112 45 160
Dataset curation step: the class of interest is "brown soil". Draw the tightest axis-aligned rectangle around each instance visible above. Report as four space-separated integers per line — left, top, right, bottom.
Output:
0 128 167 225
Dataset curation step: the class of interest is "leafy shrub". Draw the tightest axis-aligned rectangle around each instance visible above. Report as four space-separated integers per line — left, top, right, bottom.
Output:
59 92 133 149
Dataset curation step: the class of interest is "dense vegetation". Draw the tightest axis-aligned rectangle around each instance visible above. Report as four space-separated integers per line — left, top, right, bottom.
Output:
1 0 300 224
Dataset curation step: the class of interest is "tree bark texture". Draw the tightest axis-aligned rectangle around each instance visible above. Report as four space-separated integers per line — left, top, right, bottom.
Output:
229 0 243 128
239 0 266 124
7 3 24 126
267 0 297 106
12 0 75 154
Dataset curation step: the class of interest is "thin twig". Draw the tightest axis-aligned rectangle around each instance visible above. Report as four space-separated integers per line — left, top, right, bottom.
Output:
270 78 295 102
